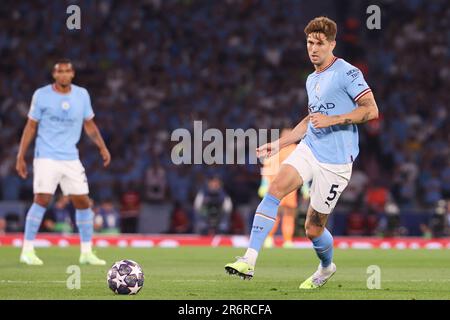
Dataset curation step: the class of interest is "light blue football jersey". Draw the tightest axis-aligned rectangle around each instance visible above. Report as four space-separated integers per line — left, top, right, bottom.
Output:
303 57 371 164
28 84 94 160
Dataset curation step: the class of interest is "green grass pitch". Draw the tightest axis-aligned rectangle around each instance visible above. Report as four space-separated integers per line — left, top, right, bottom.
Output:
1 247 449 300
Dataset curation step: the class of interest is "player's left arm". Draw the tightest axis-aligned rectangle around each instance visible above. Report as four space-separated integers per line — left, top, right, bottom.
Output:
310 91 379 128
83 119 111 167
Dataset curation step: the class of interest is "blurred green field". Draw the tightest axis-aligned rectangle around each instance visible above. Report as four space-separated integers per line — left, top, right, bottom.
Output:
1 247 449 300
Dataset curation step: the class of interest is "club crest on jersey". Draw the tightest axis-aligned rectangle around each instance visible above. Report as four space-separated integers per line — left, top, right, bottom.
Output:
61 101 70 110
315 82 320 94
314 82 321 100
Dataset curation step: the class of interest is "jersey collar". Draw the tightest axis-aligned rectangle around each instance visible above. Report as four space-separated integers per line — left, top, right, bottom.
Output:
315 56 338 74
52 83 72 95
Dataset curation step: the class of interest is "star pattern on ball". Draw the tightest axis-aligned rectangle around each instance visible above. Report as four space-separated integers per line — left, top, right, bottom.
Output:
107 260 144 295
128 283 141 295
129 264 142 277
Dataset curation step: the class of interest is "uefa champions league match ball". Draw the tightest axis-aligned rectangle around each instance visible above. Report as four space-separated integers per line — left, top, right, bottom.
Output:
107 260 144 295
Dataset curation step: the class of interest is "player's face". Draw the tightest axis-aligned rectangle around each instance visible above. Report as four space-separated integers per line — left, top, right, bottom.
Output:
52 63 74 86
307 33 336 66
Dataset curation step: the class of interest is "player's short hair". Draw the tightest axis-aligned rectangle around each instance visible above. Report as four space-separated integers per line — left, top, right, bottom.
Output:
53 58 74 70
304 16 337 41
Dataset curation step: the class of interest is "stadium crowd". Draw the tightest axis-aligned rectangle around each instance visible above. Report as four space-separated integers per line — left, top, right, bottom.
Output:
0 0 448 235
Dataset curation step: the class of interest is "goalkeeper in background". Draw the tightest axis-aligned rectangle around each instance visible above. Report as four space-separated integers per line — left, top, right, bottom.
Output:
258 128 298 248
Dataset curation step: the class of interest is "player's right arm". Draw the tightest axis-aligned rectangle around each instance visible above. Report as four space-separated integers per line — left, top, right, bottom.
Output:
256 115 310 159
17 90 42 179
16 118 38 179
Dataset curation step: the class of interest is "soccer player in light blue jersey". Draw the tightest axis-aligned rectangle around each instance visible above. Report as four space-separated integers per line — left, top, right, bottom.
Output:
16 59 111 265
225 17 379 288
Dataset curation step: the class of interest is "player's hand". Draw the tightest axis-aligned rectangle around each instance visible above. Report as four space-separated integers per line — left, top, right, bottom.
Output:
16 157 28 179
256 141 280 159
99 147 111 167
310 113 334 129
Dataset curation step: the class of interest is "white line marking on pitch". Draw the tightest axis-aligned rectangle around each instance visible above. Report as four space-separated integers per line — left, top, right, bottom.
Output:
0 279 222 284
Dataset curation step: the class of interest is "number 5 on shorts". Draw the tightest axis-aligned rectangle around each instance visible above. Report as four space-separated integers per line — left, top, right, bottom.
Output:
325 184 339 208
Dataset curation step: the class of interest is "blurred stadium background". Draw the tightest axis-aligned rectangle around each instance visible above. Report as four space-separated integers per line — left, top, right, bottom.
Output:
0 0 449 247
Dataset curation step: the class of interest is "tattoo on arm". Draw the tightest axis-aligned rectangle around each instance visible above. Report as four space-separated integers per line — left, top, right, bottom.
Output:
356 95 374 108
356 95 376 124
338 95 376 125
359 111 371 123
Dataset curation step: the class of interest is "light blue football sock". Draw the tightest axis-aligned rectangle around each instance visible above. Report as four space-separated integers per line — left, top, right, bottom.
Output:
24 203 47 241
248 193 280 252
312 228 334 268
76 208 94 243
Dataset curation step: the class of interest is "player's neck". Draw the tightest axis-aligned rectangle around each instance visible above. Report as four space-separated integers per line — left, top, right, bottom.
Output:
314 55 336 73
53 83 72 94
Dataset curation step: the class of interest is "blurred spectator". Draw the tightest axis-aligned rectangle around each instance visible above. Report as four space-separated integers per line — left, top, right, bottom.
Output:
0 154 22 200
346 206 366 236
119 184 141 233
144 161 167 203
4 213 22 233
229 209 246 235
366 179 392 213
167 166 193 207
428 200 448 238
168 202 191 233
94 199 120 234
421 170 443 207
378 201 404 237
40 195 74 233
392 155 419 208
194 176 232 235
366 209 380 236
420 223 433 239
341 166 369 207
0 217 5 234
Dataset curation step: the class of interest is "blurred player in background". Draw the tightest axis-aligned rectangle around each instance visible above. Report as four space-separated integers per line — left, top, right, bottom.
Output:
225 16 379 288
16 59 111 265
258 129 298 248
194 176 233 235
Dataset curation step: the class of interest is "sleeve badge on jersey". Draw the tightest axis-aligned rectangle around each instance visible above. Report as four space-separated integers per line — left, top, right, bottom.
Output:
346 68 361 81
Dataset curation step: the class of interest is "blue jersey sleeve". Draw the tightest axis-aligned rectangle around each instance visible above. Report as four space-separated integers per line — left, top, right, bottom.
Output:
341 66 371 102
28 89 43 121
83 89 95 120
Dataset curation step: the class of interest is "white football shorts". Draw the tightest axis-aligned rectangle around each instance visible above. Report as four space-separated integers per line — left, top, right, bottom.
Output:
282 141 352 214
33 158 89 195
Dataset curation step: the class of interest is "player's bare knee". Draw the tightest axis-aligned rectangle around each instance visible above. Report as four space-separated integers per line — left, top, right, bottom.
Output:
34 194 52 207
